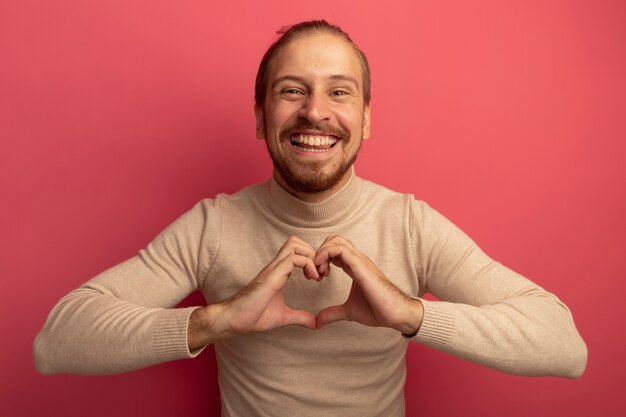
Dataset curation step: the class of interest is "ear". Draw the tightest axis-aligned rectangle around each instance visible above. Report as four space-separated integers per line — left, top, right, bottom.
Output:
362 104 371 140
254 104 265 139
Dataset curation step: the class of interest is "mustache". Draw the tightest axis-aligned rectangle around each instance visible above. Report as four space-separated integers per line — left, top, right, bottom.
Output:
280 121 350 142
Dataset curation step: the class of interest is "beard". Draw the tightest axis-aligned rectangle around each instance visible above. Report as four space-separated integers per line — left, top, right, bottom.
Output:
266 120 360 194
268 143 360 194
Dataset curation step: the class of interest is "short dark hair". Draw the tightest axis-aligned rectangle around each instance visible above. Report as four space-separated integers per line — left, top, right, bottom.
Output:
254 20 371 107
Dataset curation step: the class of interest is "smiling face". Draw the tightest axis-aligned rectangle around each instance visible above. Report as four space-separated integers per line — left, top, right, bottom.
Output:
255 31 371 202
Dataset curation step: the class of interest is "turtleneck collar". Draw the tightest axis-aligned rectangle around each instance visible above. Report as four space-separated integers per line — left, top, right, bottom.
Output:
264 169 363 228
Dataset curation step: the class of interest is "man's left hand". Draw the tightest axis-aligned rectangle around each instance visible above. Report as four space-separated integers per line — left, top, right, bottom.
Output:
314 235 424 335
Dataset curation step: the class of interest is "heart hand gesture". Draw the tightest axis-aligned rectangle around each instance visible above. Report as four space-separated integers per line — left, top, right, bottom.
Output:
188 235 423 350
314 236 423 335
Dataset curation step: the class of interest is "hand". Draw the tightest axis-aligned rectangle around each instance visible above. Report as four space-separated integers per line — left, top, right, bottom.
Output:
188 236 319 350
314 235 423 335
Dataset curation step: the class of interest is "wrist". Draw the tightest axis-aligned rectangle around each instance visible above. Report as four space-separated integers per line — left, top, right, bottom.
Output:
187 303 231 351
400 298 423 338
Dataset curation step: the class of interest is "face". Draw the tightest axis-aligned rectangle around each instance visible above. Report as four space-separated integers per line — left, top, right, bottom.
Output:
255 31 371 199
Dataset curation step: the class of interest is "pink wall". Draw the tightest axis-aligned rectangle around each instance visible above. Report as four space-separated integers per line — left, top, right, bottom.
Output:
2 1 624 415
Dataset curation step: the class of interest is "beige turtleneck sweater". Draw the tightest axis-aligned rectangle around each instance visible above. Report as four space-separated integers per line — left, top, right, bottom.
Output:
34 174 587 417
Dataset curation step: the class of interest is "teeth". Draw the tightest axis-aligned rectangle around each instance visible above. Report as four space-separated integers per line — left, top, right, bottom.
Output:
291 134 337 146
293 146 330 153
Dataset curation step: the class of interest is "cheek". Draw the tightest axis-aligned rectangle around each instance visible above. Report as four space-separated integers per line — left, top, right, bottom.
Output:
267 105 299 133
335 107 364 132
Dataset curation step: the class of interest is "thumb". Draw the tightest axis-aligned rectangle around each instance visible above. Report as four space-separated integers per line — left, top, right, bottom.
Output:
316 304 349 329
283 308 317 330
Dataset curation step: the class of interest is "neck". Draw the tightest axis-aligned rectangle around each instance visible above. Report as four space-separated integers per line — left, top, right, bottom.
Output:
272 167 354 203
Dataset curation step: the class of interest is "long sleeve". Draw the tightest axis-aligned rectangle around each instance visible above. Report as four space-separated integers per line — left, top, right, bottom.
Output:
408 200 587 378
33 199 221 375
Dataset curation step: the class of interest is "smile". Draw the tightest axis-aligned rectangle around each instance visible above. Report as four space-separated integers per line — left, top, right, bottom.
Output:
290 134 337 153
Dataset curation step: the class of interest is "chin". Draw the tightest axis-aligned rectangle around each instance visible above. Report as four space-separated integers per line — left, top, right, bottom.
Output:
278 163 351 194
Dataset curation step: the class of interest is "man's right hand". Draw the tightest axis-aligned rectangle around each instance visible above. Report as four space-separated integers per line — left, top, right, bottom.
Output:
187 236 319 350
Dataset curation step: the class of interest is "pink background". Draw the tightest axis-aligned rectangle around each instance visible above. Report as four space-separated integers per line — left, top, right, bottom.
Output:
2 0 625 416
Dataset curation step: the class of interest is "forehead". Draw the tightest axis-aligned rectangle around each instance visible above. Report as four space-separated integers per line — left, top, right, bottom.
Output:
269 32 363 85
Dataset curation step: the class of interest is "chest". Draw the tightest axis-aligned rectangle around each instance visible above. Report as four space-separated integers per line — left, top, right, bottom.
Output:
200 209 419 311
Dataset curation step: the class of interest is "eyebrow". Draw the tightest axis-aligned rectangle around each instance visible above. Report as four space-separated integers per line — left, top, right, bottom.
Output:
272 74 359 89
328 74 359 86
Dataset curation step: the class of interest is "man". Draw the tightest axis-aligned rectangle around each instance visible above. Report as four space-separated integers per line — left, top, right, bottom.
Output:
34 20 587 416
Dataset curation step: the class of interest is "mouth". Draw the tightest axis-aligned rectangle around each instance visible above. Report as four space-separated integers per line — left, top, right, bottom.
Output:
290 133 338 153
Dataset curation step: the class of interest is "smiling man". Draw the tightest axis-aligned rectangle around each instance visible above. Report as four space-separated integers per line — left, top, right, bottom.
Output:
34 20 587 417
257 29 370 200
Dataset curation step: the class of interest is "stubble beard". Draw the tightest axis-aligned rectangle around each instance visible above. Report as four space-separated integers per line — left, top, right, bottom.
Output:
265 120 361 195
268 142 360 194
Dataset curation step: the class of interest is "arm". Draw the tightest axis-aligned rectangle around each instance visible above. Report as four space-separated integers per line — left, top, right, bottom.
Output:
33 200 218 375
409 200 587 378
34 213 319 374
313 202 587 378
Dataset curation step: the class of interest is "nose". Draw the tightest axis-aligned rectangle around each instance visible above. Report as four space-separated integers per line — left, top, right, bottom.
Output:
298 92 331 123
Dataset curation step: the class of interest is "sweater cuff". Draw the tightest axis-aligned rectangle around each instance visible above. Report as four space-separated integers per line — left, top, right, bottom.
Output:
151 307 206 362
410 298 455 349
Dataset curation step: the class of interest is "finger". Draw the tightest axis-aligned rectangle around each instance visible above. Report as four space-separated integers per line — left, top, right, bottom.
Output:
270 253 320 286
275 244 317 263
313 251 332 277
283 308 316 330
274 237 317 263
318 234 340 248
316 255 337 277
316 304 349 328
300 256 322 281
315 244 355 270
316 261 330 277
317 235 355 252
314 237 340 275
284 235 317 254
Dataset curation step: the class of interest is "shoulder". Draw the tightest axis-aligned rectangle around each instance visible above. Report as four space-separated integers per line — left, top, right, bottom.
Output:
191 181 268 213
154 181 266 239
358 177 433 218
357 178 459 242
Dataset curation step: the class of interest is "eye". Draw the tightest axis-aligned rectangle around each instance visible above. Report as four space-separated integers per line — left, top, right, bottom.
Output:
281 88 304 95
330 89 355 100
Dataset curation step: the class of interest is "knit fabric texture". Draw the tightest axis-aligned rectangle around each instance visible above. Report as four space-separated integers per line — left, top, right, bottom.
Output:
34 173 587 417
